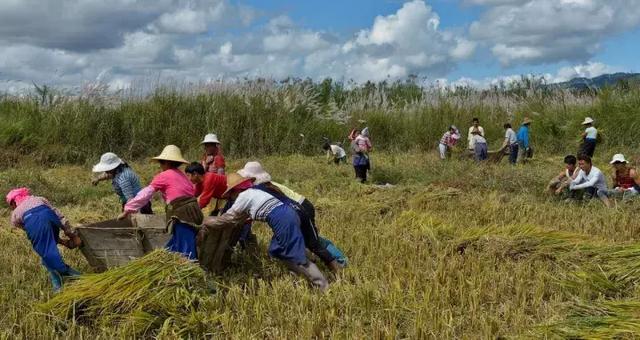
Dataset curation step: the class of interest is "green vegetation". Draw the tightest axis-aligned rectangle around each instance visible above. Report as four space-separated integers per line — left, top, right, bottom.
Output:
2 151 640 338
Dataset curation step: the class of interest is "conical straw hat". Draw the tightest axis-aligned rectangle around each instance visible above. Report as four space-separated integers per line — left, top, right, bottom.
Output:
152 145 189 164
222 173 254 197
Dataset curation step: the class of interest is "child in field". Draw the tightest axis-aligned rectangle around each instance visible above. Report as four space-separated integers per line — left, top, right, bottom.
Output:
203 173 329 290
352 128 372 183
119 145 203 260
238 161 347 272
323 142 347 165
578 117 598 157
6 188 81 293
438 125 461 160
547 155 579 196
603 154 639 202
471 128 488 161
201 134 225 174
91 152 152 214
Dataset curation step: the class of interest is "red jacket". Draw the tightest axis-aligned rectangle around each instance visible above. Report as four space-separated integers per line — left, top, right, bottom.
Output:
194 173 227 209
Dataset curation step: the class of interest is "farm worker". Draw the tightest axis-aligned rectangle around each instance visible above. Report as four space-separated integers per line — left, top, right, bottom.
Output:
201 133 225 174
203 173 329 290
603 154 639 202
438 125 461 160
578 117 598 157
91 152 152 214
547 155 579 196
323 142 347 165
352 127 372 183
471 128 488 161
467 118 484 153
516 117 532 163
119 145 203 260
6 188 81 293
569 154 611 207
238 161 346 272
184 162 227 212
501 123 518 165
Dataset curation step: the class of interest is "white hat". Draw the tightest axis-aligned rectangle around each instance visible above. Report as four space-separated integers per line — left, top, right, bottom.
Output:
237 161 272 185
610 154 628 164
92 152 123 173
201 133 220 144
582 117 594 125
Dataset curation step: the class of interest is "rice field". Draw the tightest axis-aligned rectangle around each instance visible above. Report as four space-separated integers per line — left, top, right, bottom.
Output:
2 150 640 338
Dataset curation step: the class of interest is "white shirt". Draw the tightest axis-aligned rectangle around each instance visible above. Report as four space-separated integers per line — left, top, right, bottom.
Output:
228 188 283 221
570 166 608 192
468 126 485 149
504 128 517 145
330 145 346 158
585 126 598 139
471 134 487 145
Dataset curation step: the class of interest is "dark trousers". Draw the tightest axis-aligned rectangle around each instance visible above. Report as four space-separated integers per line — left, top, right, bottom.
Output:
354 165 368 183
509 144 519 164
579 139 596 157
299 199 335 266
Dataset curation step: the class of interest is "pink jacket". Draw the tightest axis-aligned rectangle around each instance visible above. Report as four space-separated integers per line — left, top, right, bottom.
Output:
124 169 195 212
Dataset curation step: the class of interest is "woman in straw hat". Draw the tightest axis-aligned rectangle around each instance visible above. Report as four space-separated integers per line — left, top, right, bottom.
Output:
119 145 203 260
91 152 152 214
5 187 81 293
200 133 225 174
238 161 346 272
579 117 598 157
203 173 329 291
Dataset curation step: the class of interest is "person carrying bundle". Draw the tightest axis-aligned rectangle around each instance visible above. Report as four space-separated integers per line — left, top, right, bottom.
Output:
323 142 347 165
578 117 598 157
6 188 81 293
238 161 347 272
200 133 226 174
438 125 461 160
203 174 329 290
119 145 203 260
91 152 152 214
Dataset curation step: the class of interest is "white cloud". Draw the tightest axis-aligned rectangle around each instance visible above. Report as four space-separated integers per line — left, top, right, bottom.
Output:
469 0 640 65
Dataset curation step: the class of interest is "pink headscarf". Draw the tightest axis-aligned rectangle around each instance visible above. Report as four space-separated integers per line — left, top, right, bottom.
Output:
6 187 31 205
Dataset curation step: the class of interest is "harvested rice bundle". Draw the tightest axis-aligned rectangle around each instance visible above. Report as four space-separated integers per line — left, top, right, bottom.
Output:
539 300 640 339
39 249 210 336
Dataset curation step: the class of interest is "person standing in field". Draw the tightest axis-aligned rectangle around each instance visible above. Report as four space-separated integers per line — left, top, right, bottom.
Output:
203 173 329 290
547 155 579 196
323 142 347 165
501 123 519 164
238 161 347 272
6 188 81 293
578 117 598 157
516 117 532 163
470 128 488 161
201 133 225 174
119 145 203 260
438 125 461 160
352 127 372 183
569 155 611 207
467 118 484 155
603 154 639 202
91 152 152 214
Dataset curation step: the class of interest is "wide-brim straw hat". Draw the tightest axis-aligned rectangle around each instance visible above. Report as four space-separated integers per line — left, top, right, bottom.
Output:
152 145 189 164
222 173 254 197
522 117 532 125
201 133 221 144
237 161 272 185
92 152 123 173
582 117 594 125
610 153 628 164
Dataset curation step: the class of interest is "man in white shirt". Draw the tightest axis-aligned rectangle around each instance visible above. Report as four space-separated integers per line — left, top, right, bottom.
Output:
323 143 347 165
570 154 611 207
501 123 518 164
467 118 485 151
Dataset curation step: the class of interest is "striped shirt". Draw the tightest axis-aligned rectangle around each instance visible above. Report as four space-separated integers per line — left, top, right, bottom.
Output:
112 167 143 204
10 196 68 228
228 188 283 221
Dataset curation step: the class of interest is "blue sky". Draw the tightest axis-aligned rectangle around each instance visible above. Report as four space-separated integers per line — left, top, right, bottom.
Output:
0 0 638 91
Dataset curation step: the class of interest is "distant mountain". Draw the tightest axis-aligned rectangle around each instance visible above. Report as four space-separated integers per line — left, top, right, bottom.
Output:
552 72 640 90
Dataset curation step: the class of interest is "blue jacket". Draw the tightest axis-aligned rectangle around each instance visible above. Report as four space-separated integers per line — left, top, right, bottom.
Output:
517 125 529 149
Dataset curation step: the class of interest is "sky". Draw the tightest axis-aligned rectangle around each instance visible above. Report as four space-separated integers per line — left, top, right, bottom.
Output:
0 0 638 92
